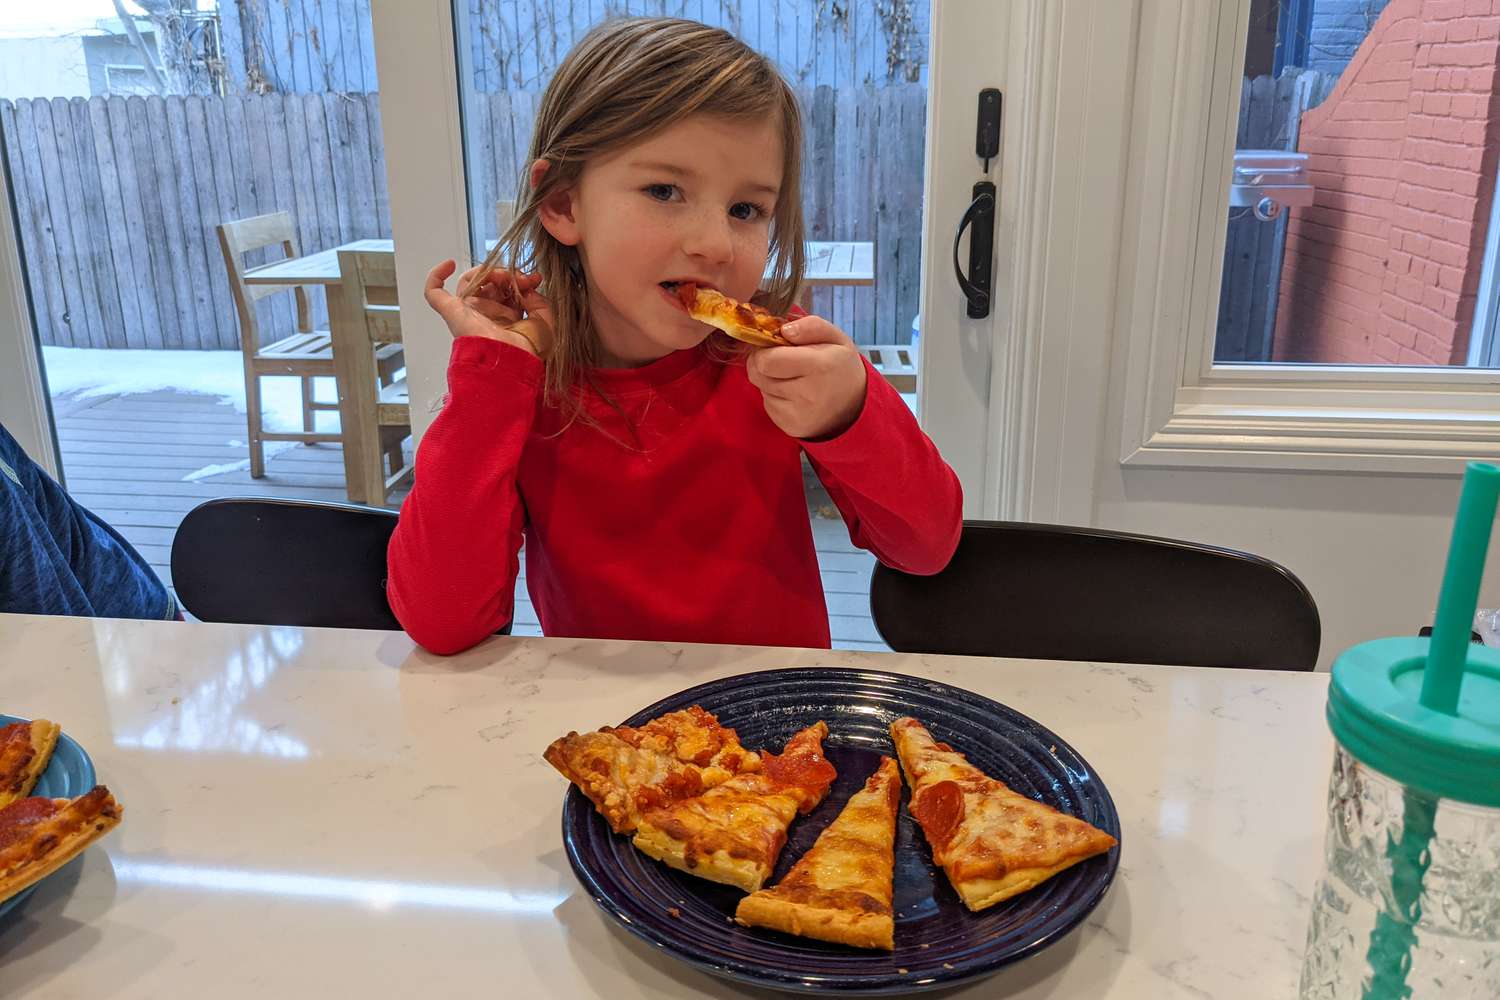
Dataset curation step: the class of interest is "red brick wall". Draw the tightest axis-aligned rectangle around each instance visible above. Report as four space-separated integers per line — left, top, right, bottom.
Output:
1273 0 1500 364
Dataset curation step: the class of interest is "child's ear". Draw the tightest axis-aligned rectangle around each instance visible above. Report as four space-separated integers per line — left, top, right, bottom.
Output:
531 158 581 247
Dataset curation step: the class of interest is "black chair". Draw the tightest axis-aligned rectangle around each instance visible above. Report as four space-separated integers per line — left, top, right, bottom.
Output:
870 520 1320 671
170 497 512 634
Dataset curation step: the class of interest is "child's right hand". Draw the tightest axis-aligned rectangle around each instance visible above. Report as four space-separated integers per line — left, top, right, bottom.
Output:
424 260 553 358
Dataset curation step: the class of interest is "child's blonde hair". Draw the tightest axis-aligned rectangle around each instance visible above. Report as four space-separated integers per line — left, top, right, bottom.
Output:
479 16 806 413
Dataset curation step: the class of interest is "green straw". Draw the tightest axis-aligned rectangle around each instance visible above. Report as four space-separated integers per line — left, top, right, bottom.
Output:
1362 461 1500 1000
1421 462 1500 714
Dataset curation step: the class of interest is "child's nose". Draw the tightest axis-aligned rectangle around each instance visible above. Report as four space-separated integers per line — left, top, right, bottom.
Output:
681 212 734 264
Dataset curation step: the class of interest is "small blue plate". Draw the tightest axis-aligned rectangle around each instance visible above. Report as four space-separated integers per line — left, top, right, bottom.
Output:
0 715 98 920
561 667 1121 996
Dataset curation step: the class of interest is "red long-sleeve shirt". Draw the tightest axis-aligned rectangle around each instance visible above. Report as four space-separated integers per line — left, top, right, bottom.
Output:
387 336 962 654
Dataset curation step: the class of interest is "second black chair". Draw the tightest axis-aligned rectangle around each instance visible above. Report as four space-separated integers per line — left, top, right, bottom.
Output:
171 497 511 635
870 520 1320 671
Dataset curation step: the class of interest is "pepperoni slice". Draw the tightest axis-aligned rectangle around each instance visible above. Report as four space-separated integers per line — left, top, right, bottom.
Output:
0 797 59 851
910 780 965 850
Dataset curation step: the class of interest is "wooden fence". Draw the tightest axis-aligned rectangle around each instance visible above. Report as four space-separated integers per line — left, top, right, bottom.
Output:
2 85 925 350
217 0 929 95
1216 69 1337 361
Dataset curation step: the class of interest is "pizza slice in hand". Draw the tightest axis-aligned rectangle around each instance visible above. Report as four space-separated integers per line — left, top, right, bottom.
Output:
632 722 837 893
890 717 1117 912
735 756 901 950
673 283 790 348
0 786 123 902
544 706 761 834
0 718 60 808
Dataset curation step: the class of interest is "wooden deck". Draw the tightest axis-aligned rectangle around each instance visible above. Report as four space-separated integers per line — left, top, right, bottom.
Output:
52 388 886 651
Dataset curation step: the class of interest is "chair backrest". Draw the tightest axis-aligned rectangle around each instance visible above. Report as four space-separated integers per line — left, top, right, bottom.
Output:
216 212 312 351
336 248 402 344
870 520 1321 670
171 497 513 635
171 497 404 630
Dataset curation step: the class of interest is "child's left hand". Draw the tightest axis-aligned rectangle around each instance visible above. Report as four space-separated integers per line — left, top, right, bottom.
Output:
746 317 867 440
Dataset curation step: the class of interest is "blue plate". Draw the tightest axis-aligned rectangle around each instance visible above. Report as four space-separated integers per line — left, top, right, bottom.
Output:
561 667 1121 995
0 715 98 920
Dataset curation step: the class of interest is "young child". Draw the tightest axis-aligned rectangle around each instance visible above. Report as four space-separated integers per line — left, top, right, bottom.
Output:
388 17 961 654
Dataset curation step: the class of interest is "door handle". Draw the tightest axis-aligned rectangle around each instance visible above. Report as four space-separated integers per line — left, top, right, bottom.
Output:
954 180 995 319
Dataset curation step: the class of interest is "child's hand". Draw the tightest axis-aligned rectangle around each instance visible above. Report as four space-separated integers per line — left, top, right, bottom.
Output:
424 260 553 357
746 316 868 439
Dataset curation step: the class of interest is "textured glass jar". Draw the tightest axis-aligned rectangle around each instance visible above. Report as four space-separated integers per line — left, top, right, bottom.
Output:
1299 745 1500 999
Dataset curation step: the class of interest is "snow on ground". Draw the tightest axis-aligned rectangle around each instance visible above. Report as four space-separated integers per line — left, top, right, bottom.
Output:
42 346 341 480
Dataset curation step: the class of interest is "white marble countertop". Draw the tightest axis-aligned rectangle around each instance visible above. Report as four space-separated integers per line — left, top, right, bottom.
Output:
0 613 1333 998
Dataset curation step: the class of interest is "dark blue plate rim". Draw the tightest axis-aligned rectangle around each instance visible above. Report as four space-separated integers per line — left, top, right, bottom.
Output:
560 666 1121 996
0 714 98 921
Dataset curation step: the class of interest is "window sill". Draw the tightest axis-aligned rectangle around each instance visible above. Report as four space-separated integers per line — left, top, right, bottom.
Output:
1122 397 1500 474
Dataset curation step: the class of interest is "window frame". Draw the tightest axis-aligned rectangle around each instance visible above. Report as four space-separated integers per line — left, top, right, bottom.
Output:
1117 0 1500 476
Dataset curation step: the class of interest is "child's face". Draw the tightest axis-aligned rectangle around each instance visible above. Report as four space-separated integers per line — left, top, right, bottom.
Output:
543 113 784 366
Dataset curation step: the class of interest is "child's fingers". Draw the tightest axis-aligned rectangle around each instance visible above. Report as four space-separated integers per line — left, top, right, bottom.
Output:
779 316 850 347
518 288 555 331
466 298 523 323
426 259 457 292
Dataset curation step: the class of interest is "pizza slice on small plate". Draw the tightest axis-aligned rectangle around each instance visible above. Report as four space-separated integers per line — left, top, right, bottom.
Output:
0 786 123 902
735 755 901 950
545 706 760 834
633 722 837 893
672 283 790 348
891 717 1117 912
0 718 60 808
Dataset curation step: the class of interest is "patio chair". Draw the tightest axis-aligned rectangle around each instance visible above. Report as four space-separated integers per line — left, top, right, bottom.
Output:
332 248 412 506
170 496 512 634
216 212 401 478
869 520 1321 670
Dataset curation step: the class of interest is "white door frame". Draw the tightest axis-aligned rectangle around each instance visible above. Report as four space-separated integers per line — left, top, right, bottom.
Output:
0 144 59 478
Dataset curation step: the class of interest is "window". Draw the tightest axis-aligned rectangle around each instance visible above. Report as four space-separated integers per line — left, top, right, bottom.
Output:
1116 0 1500 474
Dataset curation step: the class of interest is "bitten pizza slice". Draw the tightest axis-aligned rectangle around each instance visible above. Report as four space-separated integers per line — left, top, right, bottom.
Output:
632 722 837 893
0 718 60 808
544 706 760 834
735 756 901 950
0 786 123 902
890 717 1117 912
672 282 790 348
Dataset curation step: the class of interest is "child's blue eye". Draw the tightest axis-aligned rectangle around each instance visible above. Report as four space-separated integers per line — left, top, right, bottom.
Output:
730 202 768 221
645 184 678 202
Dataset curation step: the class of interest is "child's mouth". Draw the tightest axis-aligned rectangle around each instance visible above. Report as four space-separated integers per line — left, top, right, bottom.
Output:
660 281 697 313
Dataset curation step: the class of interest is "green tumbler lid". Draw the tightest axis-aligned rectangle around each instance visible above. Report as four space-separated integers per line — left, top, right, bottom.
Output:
1328 636 1500 808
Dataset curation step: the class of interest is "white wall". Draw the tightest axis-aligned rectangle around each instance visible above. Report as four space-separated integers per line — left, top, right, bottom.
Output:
0 37 91 99
1091 403 1500 674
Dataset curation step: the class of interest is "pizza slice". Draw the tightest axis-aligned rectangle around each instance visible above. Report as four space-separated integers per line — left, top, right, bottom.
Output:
544 706 760 834
632 722 837 893
673 282 790 348
0 786 123 902
890 717 1117 912
0 718 61 808
735 756 901 950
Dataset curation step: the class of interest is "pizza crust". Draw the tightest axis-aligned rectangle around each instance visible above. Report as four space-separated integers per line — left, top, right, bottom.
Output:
0 787 123 902
951 857 1092 910
631 823 771 893
735 891 894 951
